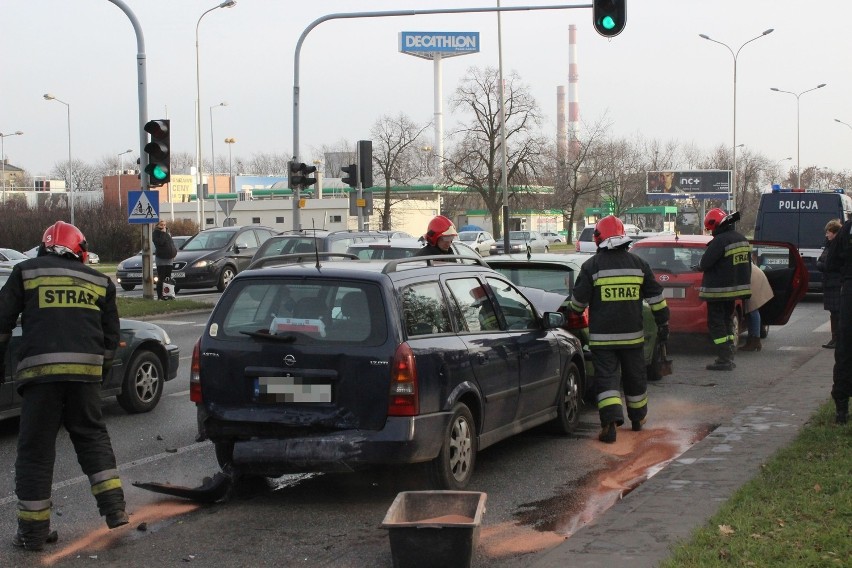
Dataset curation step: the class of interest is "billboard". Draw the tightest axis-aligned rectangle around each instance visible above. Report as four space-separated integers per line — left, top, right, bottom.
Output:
169 174 195 200
399 32 480 59
647 170 731 200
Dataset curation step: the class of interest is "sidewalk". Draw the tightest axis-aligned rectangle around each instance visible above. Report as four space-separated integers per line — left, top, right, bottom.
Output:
531 348 834 568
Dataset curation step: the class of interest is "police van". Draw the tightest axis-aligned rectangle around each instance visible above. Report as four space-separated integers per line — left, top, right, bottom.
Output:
753 187 852 291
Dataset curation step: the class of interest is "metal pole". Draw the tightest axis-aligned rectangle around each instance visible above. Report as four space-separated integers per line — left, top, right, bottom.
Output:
770 84 826 188
497 0 510 250
209 102 226 227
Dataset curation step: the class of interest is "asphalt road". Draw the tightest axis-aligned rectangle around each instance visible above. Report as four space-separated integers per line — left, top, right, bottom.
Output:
0 294 832 567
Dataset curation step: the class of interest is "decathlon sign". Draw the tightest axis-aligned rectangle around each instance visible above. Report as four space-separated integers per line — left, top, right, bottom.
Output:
399 32 480 58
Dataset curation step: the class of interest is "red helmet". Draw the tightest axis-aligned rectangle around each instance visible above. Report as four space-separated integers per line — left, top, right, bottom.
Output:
424 215 458 246
704 208 728 233
42 220 88 263
593 215 626 246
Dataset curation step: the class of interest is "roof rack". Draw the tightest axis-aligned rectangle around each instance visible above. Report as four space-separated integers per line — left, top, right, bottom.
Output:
382 255 487 274
247 252 357 270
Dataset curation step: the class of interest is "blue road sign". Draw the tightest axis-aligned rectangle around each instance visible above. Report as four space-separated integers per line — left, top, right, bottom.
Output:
127 190 160 224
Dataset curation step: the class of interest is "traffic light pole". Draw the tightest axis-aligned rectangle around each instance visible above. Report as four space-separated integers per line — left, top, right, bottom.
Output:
290 3 588 232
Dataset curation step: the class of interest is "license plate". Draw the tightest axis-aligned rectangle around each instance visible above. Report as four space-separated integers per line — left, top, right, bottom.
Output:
127 272 142 278
253 376 332 403
662 288 686 299
172 272 185 278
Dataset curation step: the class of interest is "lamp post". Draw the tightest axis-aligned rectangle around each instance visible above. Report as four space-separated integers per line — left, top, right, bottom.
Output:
775 156 792 185
834 118 852 132
699 28 773 212
1 130 23 203
117 148 132 209
209 101 227 227
770 83 827 189
195 0 237 229
43 93 75 225
224 137 236 194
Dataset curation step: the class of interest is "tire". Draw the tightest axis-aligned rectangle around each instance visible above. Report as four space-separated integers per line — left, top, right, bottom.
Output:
549 362 581 434
428 403 476 490
117 350 164 413
214 441 234 469
120 283 136 291
217 265 237 292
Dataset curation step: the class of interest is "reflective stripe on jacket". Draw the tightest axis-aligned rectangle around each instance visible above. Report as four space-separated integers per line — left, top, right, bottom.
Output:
699 226 752 301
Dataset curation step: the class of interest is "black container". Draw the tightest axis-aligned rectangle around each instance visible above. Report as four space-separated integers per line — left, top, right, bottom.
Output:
380 491 487 568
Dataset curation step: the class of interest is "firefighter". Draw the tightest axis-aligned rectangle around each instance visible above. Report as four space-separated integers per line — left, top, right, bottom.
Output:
415 215 458 256
827 217 852 424
698 209 752 371
0 221 129 551
564 215 670 443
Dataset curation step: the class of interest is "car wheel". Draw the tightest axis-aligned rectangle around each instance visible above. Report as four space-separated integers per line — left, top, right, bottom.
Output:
549 362 581 434
116 351 164 413
214 441 234 469
217 265 237 292
120 283 136 291
428 403 476 490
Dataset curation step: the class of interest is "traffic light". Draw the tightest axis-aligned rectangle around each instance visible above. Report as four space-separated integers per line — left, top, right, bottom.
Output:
593 0 626 38
341 163 357 189
357 140 373 189
143 119 170 187
288 160 318 191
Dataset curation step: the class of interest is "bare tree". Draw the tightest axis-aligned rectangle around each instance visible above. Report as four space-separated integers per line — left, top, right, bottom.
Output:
371 113 431 229
443 66 547 238
50 159 101 192
310 140 356 178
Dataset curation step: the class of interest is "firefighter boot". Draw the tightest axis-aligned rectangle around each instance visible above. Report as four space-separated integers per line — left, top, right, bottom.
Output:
94 482 128 529
12 519 57 552
835 398 849 425
598 422 617 443
706 342 736 371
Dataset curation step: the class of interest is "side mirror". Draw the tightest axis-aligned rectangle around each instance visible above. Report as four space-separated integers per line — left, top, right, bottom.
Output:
542 311 566 329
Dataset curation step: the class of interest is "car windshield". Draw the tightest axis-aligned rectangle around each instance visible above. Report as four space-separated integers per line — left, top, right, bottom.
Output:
0 249 27 260
490 264 574 295
509 231 531 241
183 231 234 251
631 245 704 275
458 233 477 242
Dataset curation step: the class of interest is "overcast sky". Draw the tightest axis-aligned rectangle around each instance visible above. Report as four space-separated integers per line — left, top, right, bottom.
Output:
3 0 851 180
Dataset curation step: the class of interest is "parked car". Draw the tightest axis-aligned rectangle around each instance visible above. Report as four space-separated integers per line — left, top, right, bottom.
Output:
87 251 100 264
575 226 597 253
192 256 585 489
629 235 809 337
489 231 550 255
345 238 482 261
457 230 496 256
486 252 664 380
0 248 28 268
117 226 275 293
1 311 180 420
251 229 381 267
540 231 565 244
374 230 413 239
23 246 101 264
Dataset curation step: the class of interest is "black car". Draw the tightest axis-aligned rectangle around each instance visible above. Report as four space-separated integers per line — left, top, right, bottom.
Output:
118 226 276 293
251 229 381 265
115 235 192 291
192 256 585 489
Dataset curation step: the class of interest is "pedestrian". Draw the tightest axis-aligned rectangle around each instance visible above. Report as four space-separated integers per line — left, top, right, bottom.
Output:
826 217 851 424
153 219 178 300
564 215 670 443
698 209 752 371
817 219 842 349
0 221 129 551
415 215 458 257
739 259 774 352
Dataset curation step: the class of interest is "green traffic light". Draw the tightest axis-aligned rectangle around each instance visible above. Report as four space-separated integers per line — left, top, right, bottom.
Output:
151 165 168 180
601 15 616 30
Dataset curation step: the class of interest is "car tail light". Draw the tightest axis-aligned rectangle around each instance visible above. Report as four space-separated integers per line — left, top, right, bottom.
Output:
564 307 589 330
189 338 202 403
388 342 419 416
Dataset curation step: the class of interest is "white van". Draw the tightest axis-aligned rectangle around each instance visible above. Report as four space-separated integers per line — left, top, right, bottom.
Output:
753 188 852 291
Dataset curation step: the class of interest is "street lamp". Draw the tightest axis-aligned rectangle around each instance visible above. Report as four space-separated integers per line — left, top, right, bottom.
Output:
209 101 228 227
43 93 75 225
835 118 852 132
224 137 236 194
0 130 23 203
770 83 827 188
699 28 773 212
195 0 237 229
117 148 133 209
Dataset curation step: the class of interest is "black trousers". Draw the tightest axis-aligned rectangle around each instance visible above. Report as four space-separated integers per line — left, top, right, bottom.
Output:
156 262 172 299
832 288 852 401
707 300 736 357
592 347 648 426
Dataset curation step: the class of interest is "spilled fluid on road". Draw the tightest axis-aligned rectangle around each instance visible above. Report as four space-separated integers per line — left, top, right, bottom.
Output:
480 398 717 559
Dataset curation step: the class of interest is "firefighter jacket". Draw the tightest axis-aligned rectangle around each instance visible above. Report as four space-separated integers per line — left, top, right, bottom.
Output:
566 247 669 349
415 243 454 257
698 225 752 302
0 254 120 390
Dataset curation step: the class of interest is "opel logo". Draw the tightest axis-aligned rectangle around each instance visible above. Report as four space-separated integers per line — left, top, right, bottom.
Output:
659 274 670 282
284 354 296 367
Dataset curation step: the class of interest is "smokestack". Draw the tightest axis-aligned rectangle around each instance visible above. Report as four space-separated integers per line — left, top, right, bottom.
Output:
557 86 566 166
568 24 580 158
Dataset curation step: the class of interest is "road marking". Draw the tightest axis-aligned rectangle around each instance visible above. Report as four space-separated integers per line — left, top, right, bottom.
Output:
168 390 190 398
813 321 830 333
148 320 196 326
777 346 814 351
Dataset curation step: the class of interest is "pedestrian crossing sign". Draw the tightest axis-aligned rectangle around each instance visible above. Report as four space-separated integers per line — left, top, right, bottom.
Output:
127 190 159 224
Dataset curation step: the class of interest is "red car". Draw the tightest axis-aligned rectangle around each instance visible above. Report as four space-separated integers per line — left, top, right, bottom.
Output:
630 234 808 336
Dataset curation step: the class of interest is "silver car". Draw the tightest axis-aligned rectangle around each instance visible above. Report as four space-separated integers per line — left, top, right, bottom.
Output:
489 231 550 255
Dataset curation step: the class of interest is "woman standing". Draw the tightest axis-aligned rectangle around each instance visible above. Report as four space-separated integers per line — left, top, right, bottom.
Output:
817 219 842 348
152 220 177 300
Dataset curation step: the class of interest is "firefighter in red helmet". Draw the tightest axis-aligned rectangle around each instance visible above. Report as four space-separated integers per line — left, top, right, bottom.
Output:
0 221 128 551
563 215 670 443
416 215 459 256
698 208 752 371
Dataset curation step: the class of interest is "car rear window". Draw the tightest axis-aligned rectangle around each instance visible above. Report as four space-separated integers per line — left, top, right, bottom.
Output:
216 279 387 345
631 244 704 275
490 264 574 295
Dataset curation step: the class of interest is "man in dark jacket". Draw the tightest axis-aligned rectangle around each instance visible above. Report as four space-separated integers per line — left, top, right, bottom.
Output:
0 221 128 551
698 209 752 371
565 215 670 443
827 218 852 424
153 219 177 300
415 215 458 257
